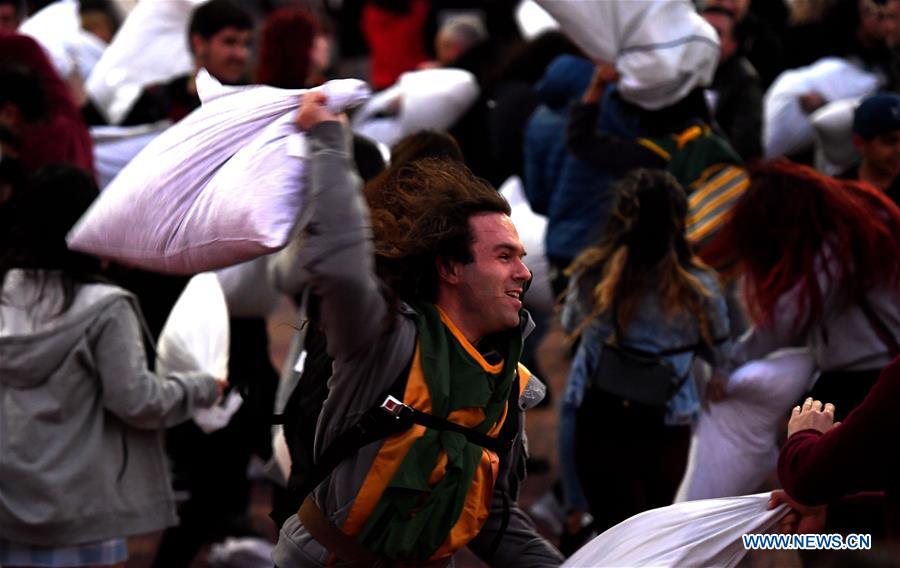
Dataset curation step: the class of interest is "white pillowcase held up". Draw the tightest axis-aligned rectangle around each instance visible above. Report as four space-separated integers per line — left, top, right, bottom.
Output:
68 73 370 275
534 0 719 110
763 57 882 159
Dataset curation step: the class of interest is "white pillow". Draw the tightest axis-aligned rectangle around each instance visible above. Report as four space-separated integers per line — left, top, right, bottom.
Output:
534 0 719 110
763 57 882 159
19 0 107 81
353 68 479 146
676 349 815 502
85 0 203 125
68 73 370 275
156 272 238 433
91 122 169 189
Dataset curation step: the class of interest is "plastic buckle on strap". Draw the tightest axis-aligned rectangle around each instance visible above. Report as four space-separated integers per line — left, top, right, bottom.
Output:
381 395 405 418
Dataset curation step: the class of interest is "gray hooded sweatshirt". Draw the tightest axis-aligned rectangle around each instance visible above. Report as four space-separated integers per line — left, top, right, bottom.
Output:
0 270 219 546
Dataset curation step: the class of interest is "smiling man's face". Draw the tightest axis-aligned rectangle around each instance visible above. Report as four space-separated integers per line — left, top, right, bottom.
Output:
450 213 531 339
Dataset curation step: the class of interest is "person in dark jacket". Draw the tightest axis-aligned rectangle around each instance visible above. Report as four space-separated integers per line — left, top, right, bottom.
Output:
841 92 900 204
523 55 641 297
703 6 763 161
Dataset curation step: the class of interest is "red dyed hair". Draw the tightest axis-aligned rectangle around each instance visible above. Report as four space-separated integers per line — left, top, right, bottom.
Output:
255 8 321 89
711 159 900 331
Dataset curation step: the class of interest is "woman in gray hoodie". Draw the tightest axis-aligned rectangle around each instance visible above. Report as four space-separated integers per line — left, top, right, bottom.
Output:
0 165 223 567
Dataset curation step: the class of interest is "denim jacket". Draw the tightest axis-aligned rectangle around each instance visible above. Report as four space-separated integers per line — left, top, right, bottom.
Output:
557 265 731 511
562 266 731 425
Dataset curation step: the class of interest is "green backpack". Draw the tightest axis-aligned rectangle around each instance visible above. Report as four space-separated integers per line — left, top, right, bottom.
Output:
638 123 749 253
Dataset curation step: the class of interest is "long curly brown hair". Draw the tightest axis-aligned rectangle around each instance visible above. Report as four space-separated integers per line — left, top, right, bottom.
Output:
566 169 716 343
366 158 509 303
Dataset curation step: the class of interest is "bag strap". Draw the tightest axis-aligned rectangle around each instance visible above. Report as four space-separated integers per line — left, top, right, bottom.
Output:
271 360 519 526
859 296 900 357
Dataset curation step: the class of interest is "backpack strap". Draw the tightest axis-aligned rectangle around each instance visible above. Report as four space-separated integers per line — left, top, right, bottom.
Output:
271 357 521 527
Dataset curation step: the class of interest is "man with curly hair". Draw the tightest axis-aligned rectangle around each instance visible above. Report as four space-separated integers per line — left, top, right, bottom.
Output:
271 93 562 567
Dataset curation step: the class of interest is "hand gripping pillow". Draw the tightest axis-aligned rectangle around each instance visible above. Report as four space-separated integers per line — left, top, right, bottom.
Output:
763 57 882 159
68 71 370 274
811 97 862 171
534 0 719 110
155 272 239 433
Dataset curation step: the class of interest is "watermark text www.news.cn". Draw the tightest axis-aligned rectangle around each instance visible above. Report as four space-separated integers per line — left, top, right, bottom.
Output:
743 533 872 551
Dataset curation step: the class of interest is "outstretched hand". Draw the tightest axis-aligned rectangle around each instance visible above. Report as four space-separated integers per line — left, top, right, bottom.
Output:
788 397 838 437
294 91 342 132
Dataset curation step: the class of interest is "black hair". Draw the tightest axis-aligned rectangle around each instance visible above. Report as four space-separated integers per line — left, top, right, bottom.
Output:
619 88 712 137
0 164 105 315
188 0 253 50
0 64 48 124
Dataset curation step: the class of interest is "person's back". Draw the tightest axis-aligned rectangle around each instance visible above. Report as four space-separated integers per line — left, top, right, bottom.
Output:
558 169 730 535
0 165 220 564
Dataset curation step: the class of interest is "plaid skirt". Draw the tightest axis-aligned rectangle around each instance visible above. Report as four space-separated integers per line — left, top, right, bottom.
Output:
0 538 127 567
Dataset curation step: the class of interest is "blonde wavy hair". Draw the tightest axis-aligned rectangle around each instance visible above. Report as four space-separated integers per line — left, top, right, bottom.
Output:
566 169 716 344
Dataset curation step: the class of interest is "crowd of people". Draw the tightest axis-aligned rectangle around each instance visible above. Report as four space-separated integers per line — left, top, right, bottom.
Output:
2 0 900 566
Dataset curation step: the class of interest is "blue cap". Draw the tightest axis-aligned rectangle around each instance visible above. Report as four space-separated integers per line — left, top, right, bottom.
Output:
853 93 900 139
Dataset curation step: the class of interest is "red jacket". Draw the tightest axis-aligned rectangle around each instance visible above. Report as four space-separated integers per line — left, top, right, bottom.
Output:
362 0 429 90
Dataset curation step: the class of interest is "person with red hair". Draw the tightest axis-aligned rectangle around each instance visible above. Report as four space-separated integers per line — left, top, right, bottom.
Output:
716 159 900 419
0 34 93 175
256 8 330 89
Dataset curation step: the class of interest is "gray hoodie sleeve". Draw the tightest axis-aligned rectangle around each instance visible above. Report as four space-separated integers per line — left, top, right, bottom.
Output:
91 298 219 429
290 120 389 361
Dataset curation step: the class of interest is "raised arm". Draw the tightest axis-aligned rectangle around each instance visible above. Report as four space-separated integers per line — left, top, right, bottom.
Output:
288 92 389 360
566 64 665 173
